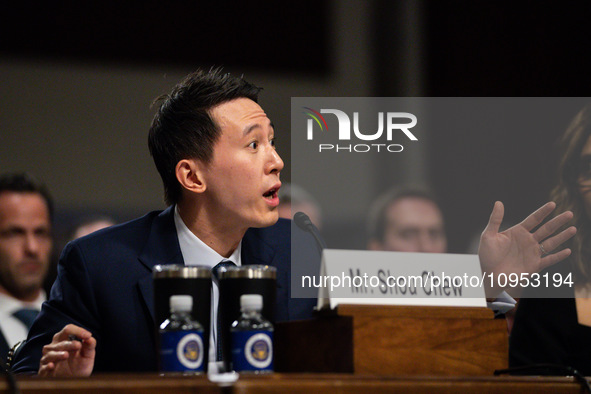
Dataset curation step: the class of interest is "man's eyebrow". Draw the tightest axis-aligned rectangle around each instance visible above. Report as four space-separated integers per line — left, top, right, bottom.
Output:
242 121 274 136
243 124 259 136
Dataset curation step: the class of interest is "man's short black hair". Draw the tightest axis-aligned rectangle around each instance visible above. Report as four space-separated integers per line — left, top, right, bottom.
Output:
148 67 262 206
0 172 53 220
367 185 440 242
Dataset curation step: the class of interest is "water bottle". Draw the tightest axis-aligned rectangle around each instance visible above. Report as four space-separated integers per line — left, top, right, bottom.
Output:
159 295 205 373
230 294 274 373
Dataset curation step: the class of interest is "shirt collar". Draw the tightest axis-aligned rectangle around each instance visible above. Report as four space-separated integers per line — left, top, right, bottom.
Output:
173 205 242 268
0 290 46 315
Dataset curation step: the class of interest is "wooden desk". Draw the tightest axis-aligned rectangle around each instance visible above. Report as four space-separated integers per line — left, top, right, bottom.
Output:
0 373 587 394
275 305 508 375
337 304 509 375
235 374 587 394
1 373 219 394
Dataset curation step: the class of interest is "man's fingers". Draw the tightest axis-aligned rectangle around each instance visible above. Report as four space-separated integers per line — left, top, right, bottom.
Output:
54 324 93 342
540 248 572 271
38 362 56 377
80 337 97 358
40 350 70 367
42 340 82 355
533 211 574 242
520 201 556 232
483 201 504 235
539 226 577 253
38 325 96 377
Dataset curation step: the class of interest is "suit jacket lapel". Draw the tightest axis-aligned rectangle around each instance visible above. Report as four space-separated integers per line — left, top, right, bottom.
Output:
241 228 291 321
241 230 279 281
137 206 184 325
0 328 9 362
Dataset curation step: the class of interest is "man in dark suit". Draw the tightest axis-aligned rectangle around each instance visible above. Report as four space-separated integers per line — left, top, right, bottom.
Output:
0 173 53 362
12 68 317 376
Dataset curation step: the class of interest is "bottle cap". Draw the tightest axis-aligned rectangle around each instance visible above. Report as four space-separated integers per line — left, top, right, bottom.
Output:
240 294 263 311
170 295 193 312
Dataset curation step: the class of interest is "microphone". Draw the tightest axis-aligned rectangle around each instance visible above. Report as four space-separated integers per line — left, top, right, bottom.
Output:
293 211 327 253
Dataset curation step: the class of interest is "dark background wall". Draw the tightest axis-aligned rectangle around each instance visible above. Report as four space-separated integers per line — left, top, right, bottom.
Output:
372 1 591 252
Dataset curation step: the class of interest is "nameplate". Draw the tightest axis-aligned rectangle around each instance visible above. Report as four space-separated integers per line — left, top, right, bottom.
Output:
315 249 486 310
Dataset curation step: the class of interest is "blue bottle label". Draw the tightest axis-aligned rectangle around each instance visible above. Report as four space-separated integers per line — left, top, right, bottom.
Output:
159 331 205 372
231 330 273 372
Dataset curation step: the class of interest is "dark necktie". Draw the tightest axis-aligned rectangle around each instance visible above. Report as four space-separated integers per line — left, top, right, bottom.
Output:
212 260 236 362
13 308 39 330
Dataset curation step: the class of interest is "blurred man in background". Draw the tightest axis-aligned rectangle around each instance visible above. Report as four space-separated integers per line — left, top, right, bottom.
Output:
69 215 116 240
367 186 446 253
0 173 52 361
367 185 520 328
278 183 323 230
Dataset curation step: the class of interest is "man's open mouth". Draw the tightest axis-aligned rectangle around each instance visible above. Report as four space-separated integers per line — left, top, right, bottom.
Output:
263 188 278 199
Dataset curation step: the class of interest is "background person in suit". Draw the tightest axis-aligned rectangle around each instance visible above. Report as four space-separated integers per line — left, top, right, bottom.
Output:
367 186 520 329
69 215 116 241
0 173 53 362
278 183 323 230
366 186 446 253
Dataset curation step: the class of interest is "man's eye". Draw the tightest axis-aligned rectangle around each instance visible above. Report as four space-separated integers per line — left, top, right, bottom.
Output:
0 228 25 238
270 138 276 147
35 229 51 238
248 141 258 149
430 230 445 240
399 230 415 239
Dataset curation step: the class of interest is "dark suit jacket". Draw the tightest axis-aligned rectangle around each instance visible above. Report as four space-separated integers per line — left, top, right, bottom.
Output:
12 207 318 373
509 261 591 375
0 327 10 363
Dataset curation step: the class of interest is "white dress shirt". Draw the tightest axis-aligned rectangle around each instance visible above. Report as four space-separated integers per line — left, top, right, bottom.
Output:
487 291 517 315
173 205 242 373
0 291 45 349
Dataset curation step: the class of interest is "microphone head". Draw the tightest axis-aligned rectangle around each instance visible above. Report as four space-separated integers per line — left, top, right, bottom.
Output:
293 211 327 251
293 211 313 230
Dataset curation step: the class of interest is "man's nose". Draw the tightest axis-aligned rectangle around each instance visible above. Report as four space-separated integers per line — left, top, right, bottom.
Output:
266 147 284 175
24 233 40 256
418 233 437 253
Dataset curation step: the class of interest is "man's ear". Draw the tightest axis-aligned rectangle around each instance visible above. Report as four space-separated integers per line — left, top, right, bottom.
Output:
175 159 206 194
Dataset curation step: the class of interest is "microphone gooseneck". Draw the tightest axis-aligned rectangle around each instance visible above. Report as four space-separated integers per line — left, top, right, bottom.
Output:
294 211 327 252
